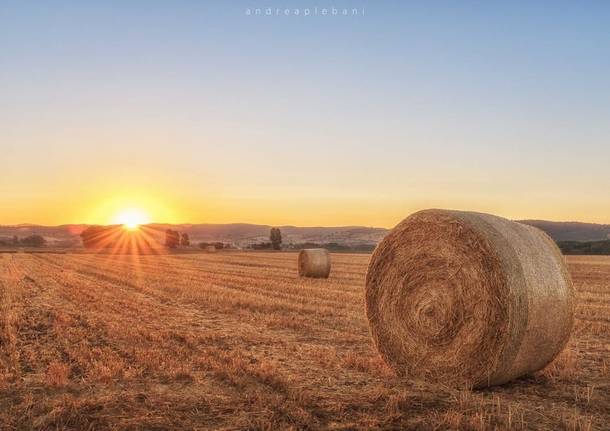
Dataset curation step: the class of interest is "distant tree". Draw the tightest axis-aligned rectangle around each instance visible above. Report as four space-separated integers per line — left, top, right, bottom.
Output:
251 242 272 250
20 235 46 247
199 241 226 250
81 226 119 249
165 229 180 249
558 239 610 255
180 233 190 247
270 227 282 250
81 226 99 248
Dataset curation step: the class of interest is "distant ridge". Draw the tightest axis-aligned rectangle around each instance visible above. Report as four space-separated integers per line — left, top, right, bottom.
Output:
518 220 610 242
0 223 388 247
1 220 609 246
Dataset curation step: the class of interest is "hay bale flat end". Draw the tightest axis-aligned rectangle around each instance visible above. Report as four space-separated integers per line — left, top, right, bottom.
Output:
298 249 331 278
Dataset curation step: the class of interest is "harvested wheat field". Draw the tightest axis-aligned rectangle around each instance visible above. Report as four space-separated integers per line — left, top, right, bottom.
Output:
0 252 608 430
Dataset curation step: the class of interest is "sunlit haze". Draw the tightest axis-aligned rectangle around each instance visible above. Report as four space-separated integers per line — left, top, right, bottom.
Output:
1 2 610 227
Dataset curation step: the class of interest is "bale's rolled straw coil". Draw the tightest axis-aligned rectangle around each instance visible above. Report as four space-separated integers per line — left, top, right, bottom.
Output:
206 245 217 253
365 209 574 388
298 249 331 278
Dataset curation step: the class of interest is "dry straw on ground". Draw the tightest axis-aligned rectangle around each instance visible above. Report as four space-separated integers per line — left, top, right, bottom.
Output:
366 209 575 388
1 251 607 429
298 248 331 278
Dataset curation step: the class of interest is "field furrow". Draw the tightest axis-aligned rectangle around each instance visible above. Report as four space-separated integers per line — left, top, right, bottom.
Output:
0 252 608 430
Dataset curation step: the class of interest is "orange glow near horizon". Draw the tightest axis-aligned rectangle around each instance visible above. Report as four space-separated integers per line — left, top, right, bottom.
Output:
82 192 181 227
3 182 610 227
3 192 610 228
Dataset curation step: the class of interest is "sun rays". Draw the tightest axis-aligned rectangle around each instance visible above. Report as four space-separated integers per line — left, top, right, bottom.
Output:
111 208 151 231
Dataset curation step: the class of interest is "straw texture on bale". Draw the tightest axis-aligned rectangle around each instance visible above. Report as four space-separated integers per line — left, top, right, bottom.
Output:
298 249 331 278
365 209 574 388
206 246 217 253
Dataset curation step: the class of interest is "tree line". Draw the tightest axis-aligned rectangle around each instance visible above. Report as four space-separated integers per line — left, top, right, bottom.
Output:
0 235 46 247
5 228 610 255
558 240 610 255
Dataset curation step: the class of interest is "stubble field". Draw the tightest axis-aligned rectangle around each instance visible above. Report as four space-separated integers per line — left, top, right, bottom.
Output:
0 252 608 430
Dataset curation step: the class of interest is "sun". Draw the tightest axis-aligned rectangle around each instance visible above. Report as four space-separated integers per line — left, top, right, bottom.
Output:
111 208 151 230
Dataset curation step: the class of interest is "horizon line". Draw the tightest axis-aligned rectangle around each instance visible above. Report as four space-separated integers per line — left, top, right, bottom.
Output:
1 217 610 230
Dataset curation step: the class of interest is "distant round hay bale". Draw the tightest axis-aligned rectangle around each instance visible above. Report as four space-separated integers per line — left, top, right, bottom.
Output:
298 249 331 278
365 209 574 388
206 245 217 253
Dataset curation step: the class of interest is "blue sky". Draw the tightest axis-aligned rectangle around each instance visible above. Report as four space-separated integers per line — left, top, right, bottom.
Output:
1 1 609 225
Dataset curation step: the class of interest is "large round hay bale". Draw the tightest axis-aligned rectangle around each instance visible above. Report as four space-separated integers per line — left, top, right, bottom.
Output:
206 245 216 253
298 249 331 278
365 209 574 388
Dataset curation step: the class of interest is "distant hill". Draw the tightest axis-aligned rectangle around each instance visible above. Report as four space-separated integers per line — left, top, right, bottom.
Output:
518 220 610 242
557 240 610 255
147 223 388 247
1 219 609 248
0 223 388 248
0 224 88 247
